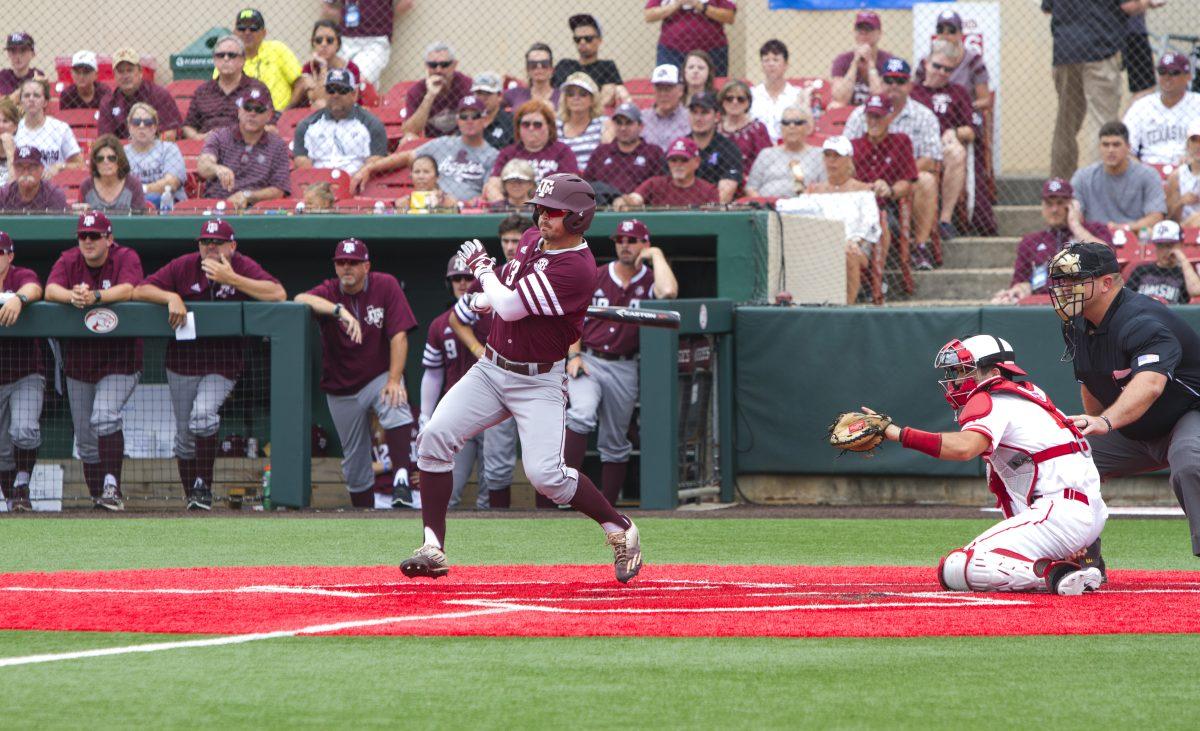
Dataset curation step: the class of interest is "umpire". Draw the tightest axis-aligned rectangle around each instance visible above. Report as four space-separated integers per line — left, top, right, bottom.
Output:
1049 241 1200 559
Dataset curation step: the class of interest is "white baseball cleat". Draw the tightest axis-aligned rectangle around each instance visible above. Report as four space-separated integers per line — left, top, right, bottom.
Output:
607 518 642 583
1047 564 1103 595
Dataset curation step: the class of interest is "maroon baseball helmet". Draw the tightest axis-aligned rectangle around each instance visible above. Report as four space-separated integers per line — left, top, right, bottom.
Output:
446 252 471 279
526 173 596 235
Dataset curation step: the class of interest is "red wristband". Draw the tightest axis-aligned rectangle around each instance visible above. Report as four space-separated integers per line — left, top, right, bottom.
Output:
900 427 942 458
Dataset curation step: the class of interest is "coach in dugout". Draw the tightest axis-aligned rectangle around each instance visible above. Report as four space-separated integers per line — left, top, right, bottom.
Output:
0 230 43 512
134 218 285 511
1048 241 1200 565
295 239 419 508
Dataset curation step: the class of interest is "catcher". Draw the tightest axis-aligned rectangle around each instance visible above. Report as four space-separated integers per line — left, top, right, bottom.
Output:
829 334 1109 595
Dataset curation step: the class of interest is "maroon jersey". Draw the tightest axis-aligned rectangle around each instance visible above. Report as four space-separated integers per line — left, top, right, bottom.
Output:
404 71 472 138
852 133 918 188
59 82 111 110
633 175 719 207
725 119 773 169
1011 223 1114 292
0 265 42 384
488 227 596 363
98 81 183 138
490 141 580 182
648 0 736 53
47 244 144 383
583 140 665 194
422 306 490 393
582 262 657 356
910 82 975 135
830 49 897 106
142 251 280 379
307 271 418 395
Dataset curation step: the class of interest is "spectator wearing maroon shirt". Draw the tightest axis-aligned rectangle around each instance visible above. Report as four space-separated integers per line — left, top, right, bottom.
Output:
852 95 920 250
584 103 666 203
319 0 410 86
44 211 143 511
645 0 738 77
553 14 630 108
134 218 286 511
0 146 68 212
295 239 419 508
58 51 110 111
913 10 993 111
402 42 472 139
991 177 1111 304
564 219 678 505
0 230 44 512
614 136 719 210
830 11 895 108
0 32 42 99
182 37 271 140
717 80 772 170
98 48 182 140
687 92 743 203
197 87 291 210
504 43 560 111
483 100 579 202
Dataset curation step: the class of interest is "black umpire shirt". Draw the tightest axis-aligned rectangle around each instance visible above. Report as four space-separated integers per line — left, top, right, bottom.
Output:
692 131 744 187
1069 287 1200 441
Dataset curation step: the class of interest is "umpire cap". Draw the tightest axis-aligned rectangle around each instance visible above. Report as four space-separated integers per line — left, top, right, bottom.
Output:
527 173 596 235
1048 241 1120 281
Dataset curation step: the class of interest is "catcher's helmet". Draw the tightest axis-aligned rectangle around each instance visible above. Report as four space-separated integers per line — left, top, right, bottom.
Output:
446 252 471 280
527 173 596 235
933 334 1026 409
1047 241 1120 322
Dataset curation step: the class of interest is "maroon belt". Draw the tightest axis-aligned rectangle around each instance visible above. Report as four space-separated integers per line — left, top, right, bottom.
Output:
484 345 555 376
585 347 635 362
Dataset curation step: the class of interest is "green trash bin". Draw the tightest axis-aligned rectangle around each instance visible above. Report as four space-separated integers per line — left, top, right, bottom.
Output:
170 27 229 80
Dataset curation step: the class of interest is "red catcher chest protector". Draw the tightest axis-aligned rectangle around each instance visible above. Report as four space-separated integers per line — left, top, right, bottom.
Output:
958 377 1089 517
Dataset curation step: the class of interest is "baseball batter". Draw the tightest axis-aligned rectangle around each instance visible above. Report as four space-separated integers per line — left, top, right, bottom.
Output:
45 211 144 511
0 230 44 512
134 218 286 510
857 335 1109 595
405 173 643 582
564 218 677 505
295 238 419 508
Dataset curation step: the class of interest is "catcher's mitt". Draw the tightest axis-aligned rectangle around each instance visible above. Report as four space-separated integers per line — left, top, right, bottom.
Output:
828 411 892 455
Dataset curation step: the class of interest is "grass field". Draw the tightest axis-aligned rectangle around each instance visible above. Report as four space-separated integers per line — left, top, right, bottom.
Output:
3 514 1198 729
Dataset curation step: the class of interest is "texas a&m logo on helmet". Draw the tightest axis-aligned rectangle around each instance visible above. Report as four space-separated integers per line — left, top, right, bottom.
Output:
536 178 555 198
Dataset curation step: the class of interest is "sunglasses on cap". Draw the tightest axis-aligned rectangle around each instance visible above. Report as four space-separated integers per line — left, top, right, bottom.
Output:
426 60 453 69
573 35 597 44
213 51 242 60
78 231 106 241
242 103 269 114
325 85 354 95
458 111 483 121
520 119 545 129
526 59 552 69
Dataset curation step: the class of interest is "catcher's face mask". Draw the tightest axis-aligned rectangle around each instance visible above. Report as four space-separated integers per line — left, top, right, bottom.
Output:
934 340 981 410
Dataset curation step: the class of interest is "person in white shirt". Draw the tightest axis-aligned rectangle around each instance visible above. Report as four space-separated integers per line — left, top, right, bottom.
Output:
749 39 808 142
13 78 82 179
1166 119 1200 226
1124 52 1200 165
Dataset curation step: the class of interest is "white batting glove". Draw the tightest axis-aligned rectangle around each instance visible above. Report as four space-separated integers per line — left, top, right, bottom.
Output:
458 238 495 279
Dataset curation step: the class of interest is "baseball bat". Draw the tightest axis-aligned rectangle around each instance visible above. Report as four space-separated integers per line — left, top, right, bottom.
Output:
586 306 681 329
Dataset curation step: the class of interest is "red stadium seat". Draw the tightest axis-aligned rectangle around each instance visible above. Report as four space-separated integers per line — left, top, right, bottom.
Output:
254 197 302 211
361 169 412 198
170 198 229 215
358 80 380 108
1150 162 1177 181
382 80 417 109
51 168 90 199
275 108 312 143
167 79 205 101
814 105 853 137
624 78 654 96
291 167 352 199
56 54 154 84
176 138 206 158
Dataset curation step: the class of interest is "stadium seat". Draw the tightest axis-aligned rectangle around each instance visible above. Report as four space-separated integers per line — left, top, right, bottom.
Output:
361 169 411 199
334 197 391 213
1150 162 1177 180
291 168 352 199
56 54 154 84
167 79 205 101
176 138 206 158
51 168 90 200
170 198 229 214
275 108 312 143
814 105 852 137
358 80 380 108
382 80 417 109
624 78 654 96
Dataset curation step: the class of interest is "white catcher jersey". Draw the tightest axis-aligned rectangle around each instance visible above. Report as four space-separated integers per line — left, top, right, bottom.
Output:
1123 91 1200 165
959 390 1101 513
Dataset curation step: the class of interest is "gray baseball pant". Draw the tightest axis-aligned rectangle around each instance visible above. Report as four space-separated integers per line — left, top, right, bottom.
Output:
1088 409 1200 555
66 374 139 463
566 355 638 462
327 370 414 493
0 374 44 471
165 371 236 459
418 358 578 504
450 416 518 508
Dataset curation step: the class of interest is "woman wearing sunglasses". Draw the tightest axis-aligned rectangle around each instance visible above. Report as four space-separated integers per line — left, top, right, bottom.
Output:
123 103 187 209
556 72 613 171
717 80 772 169
483 100 579 202
503 43 560 111
78 135 146 214
302 20 363 110
744 104 825 199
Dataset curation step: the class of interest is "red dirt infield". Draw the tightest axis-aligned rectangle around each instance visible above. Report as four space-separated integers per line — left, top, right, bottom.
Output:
1 565 1198 638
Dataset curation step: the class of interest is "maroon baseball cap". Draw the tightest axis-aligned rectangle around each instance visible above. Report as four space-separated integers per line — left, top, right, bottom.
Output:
855 11 881 30
13 146 42 167
611 219 650 241
666 137 699 160
0 231 13 254
936 10 963 31
198 218 235 242
1041 177 1073 199
238 87 274 113
457 94 486 113
5 32 33 50
333 238 369 262
864 94 892 116
77 210 112 235
1159 52 1191 74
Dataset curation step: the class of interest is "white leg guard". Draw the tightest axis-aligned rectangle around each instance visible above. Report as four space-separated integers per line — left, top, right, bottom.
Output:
963 548 1044 592
938 550 970 591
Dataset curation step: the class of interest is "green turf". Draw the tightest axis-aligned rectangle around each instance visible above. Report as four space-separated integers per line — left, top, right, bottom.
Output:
2 632 1197 729
3 516 1197 572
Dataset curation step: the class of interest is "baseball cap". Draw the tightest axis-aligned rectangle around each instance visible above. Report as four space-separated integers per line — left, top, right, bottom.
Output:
611 219 650 241
333 238 369 262
936 10 963 31
325 67 356 90
112 48 140 68
71 50 98 70
500 159 535 182
5 32 33 50
198 218 235 242
882 58 911 79
688 92 719 111
822 136 854 157
446 252 471 278
470 71 503 94
666 137 700 160
0 231 13 254
77 210 112 235
568 13 601 34
1041 177 1074 199
651 64 680 85
1158 52 1191 74
236 8 265 29
612 102 642 124
13 146 42 166
855 11 881 30
238 87 274 112
1151 220 1183 245
864 94 892 116
562 72 599 96
458 94 486 113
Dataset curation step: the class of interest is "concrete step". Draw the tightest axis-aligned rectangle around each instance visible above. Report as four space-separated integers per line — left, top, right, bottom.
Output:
995 205 1042 238
941 236 1019 269
995 176 1046 207
906 267 1011 301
